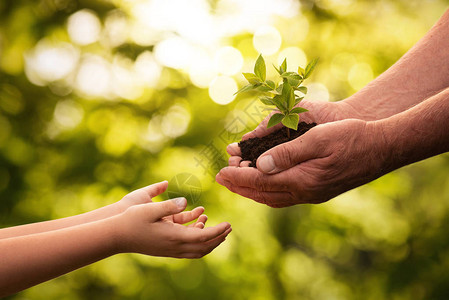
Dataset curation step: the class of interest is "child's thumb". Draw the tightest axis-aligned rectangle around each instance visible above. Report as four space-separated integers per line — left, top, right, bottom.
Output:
150 198 187 220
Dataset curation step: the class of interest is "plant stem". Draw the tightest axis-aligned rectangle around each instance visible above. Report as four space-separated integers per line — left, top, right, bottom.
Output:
286 127 290 139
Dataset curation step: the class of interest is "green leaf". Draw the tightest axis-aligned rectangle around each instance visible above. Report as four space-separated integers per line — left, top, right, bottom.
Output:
281 72 302 87
298 65 305 76
234 84 255 95
290 106 308 114
294 96 304 106
304 58 319 79
267 113 285 128
276 84 283 94
282 81 295 110
266 80 276 90
259 96 274 105
243 73 261 85
282 114 299 130
256 85 272 92
254 54 266 81
272 94 287 113
295 86 308 94
280 58 287 74
273 64 282 75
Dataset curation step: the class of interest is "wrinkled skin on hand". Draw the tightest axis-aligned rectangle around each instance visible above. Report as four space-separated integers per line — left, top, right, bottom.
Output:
217 101 389 207
228 100 360 167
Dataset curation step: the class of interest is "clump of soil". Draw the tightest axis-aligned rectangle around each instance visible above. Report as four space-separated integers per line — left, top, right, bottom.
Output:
239 122 317 167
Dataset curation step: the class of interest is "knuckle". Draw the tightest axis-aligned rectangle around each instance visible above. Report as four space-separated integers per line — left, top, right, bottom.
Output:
274 143 296 168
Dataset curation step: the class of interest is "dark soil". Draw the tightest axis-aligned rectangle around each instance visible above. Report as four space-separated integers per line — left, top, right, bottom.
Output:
239 122 317 167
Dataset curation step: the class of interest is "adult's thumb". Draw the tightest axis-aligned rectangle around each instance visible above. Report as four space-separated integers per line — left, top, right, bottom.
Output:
150 198 187 220
256 133 317 174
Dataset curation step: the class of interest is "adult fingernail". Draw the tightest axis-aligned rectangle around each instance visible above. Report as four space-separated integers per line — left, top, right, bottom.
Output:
227 143 238 155
258 155 275 173
172 197 186 207
215 174 224 185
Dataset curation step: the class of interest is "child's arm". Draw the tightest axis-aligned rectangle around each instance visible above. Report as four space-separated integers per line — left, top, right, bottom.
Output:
0 181 207 239
0 196 231 297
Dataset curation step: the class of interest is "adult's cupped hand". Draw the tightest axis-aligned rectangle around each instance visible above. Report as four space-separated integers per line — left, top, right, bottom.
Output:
216 100 389 207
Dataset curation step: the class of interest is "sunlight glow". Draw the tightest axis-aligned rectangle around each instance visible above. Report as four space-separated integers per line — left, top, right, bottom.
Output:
131 0 216 46
161 103 191 138
67 9 102 46
188 51 217 88
154 37 195 69
104 10 129 48
25 40 79 84
75 55 111 98
111 55 144 100
348 62 373 90
209 76 237 105
304 83 330 101
253 26 282 55
214 46 244 76
134 51 162 88
277 47 307 71
54 100 84 129
27 0 304 101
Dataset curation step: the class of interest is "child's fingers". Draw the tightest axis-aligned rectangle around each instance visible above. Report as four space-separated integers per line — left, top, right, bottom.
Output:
137 181 169 198
181 227 232 258
148 198 187 221
181 222 231 243
193 222 205 229
172 207 205 224
189 215 208 228
197 214 207 225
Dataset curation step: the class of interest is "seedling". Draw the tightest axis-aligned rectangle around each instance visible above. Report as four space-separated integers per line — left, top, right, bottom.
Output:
235 54 318 139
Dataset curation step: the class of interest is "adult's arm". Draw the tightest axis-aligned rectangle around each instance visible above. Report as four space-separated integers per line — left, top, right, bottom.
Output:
343 9 449 120
227 9 449 168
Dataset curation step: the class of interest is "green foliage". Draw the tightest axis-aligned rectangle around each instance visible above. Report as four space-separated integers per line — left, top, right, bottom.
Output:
2 1 449 300
235 54 318 130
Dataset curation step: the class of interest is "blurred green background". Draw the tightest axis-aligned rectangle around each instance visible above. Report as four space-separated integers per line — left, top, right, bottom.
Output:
2 0 449 299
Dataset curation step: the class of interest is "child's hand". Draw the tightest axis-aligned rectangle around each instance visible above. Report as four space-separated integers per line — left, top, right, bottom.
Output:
113 197 231 258
117 181 207 229
117 181 169 211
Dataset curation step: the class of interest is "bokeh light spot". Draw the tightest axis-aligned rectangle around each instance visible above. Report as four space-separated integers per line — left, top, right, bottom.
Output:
67 9 102 46
54 100 84 129
214 46 243 76
75 55 111 98
208 76 237 105
253 26 282 55
154 37 195 69
348 62 374 90
25 40 79 84
277 47 307 71
304 82 330 101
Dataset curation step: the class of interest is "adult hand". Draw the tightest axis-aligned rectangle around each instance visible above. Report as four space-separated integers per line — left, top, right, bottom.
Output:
217 119 389 207
227 99 360 167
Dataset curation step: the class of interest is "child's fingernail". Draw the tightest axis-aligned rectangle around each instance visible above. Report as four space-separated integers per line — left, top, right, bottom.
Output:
172 197 186 207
